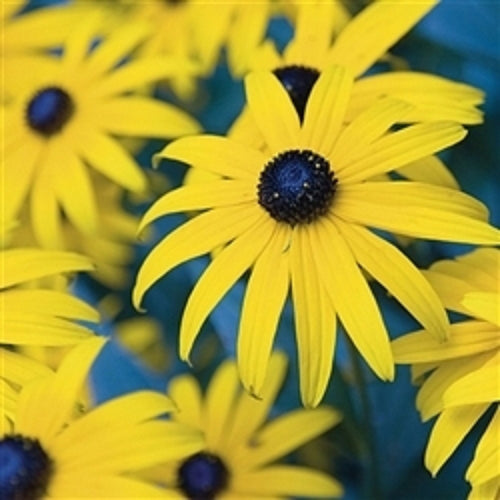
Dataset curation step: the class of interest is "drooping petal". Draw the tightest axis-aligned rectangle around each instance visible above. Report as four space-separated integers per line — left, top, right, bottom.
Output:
300 65 353 157
313 217 394 381
327 0 437 77
133 204 262 310
155 135 264 180
96 96 200 138
245 71 300 154
290 225 337 408
237 225 290 398
334 182 500 244
335 219 449 340
179 213 275 362
337 122 466 183
425 404 489 476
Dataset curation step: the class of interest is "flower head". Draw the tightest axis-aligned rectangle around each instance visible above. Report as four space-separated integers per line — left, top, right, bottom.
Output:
392 248 500 498
134 66 500 407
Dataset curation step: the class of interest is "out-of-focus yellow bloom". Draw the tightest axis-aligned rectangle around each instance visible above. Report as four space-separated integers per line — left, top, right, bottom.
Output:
393 249 500 499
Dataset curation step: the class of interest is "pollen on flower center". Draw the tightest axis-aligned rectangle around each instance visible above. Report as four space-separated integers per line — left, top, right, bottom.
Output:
258 149 337 226
177 451 229 499
273 65 320 121
0 435 53 500
26 86 75 137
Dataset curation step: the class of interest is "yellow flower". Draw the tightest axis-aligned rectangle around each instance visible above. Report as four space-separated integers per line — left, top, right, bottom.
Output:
2 15 200 249
0 338 204 498
153 352 343 498
392 248 500 499
134 66 500 407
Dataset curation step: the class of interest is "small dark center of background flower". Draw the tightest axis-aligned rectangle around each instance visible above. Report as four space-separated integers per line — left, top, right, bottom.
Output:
26 86 75 137
177 451 229 499
0 435 53 500
258 149 337 226
273 65 320 122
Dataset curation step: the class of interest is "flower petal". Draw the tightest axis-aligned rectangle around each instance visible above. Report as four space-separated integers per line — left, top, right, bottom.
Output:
462 292 500 326
237 225 290 398
168 375 203 429
245 71 300 154
290 225 337 408
396 156 459 191
179 213 275 362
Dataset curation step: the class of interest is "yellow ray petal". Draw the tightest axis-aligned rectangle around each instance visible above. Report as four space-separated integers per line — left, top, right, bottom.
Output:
241 407 341 470
335 182 500 245
300 65 353 157
15 337 106 441
133 204 262 310
0 248 93 288
468 477 500 500
250 40 282 70
425 404 489 476
396 156 460 191
232 465 343 498
327 0 437 77
466 409 500 486
155 135 264 180
462 292 500 326
96 96 200 138
237 225 290 398
245 71 300 154
168 375 203 429
139 180 256 232
336 220 448 341
313 217 394 381
331 97 413 166
225 352 287 449
77 129 147 192
1 349 53 387
1 377 18 423
290 225 336 408
338 122 466 183
180 213 275 362
204 361 240 449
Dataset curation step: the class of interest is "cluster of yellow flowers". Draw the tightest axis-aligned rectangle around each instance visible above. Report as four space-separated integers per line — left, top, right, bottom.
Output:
1 0 498 498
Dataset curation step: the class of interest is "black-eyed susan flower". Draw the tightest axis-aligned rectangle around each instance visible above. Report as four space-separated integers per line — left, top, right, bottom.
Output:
134 66 500 407
392 248 499 499
0 337 204 498
146 352 343 498
2 15 200 249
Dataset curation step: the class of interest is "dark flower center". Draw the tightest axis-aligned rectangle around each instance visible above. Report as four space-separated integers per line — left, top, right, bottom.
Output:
177 452 229 499
0 435 53 500
26 86 75 137
273 65 320 122
258 149 337 226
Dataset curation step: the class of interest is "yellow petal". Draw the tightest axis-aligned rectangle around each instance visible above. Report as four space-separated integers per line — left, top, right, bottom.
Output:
237 225 290 398
338 122 466 183
155 135 264 180
245 71 300 154
96 96 200 138
300 65 353 157
396 156 460 191
179 213 275 362
335 182 500 245
1 349 53 387
313 217 394 381
425 404 489 476
290 225 337 408
1 248 93 288
327 0 437 77
468 477 500 500
232 465 343 498
168 375 203 429
139 180 256 232
462 292 500 326
133 204 262 310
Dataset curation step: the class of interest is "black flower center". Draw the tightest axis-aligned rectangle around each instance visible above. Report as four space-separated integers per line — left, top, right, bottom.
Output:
177 452 229 499
0 435 53 500
273 65 320 122
26 86 75 137
258 149 337 226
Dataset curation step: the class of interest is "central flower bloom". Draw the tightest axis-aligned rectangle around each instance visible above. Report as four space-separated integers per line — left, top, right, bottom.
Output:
26 86 75 137
258 149 337 225
273 65 320 121
0 435 53 499
177 451 229 499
